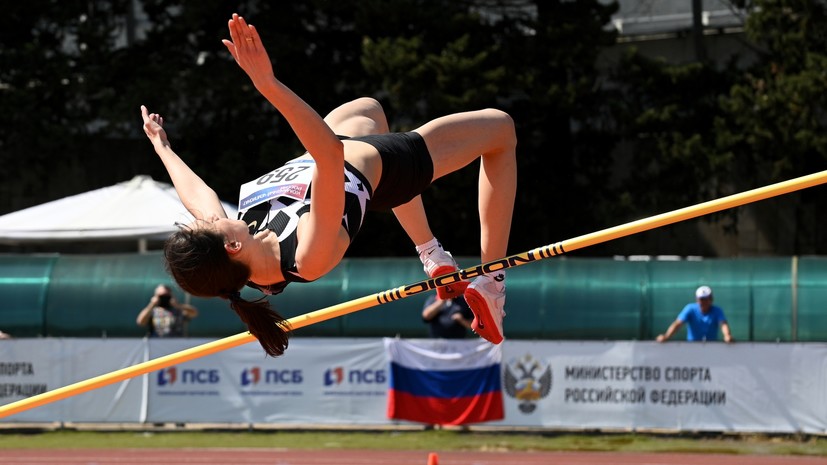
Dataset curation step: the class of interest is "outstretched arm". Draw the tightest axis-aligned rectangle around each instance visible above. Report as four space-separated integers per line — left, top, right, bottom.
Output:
140 106 227 221
221 15 343 165
656 319 683 342
721 321 733 343
222 14 344 278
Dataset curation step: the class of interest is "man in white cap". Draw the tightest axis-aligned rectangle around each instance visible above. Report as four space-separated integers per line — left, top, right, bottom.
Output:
656 286 733 343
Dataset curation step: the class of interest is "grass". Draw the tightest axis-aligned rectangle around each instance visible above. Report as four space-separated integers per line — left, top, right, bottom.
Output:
0 429 826 456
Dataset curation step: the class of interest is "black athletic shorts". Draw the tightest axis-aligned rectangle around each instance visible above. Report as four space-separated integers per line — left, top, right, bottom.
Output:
342 132 434 211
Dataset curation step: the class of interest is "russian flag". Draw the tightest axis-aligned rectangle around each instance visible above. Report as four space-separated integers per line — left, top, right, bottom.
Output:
385 338 504 425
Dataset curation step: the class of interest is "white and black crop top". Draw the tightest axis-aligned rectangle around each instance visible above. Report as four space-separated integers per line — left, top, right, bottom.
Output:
237 158 373 294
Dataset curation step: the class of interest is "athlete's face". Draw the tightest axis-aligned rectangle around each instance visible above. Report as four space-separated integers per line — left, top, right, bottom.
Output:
192 214 250 242
211 217 249 239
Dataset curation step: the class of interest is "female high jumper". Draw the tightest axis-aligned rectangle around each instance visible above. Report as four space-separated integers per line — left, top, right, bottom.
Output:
140 14 516 356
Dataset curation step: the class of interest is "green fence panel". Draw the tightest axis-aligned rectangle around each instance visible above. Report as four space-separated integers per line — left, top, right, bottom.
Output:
796 257 827 341
0 254 56 337
499 258 551 339
40 252 248 338
748 258 793 341
44 253 170 337
539 258 647 340
2 252 827 341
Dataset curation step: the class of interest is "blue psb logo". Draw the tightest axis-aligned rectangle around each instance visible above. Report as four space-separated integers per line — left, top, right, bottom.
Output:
240 367 303 386
323 366 386 386
157 367 221 386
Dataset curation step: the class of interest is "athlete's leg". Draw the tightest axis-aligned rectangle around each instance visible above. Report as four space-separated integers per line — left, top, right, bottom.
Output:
392 196 434 246
394 194 467 298
413 109 517 263
412 109 516 344
324 97 389 137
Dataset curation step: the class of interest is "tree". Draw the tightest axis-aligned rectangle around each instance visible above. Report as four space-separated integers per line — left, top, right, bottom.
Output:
0 1 133 214
607 50 736 230
714 0 827 253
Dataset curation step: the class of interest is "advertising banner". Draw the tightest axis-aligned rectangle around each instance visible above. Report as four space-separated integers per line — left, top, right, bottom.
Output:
0 339 146 422
147 338 388 424
0 339 60 423
1 338 825 433
498 341 827 433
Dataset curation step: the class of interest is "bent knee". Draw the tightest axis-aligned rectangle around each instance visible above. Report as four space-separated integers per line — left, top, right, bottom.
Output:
330 97 389 136
355 97 388 132
481 108 517 149
351 97 384 116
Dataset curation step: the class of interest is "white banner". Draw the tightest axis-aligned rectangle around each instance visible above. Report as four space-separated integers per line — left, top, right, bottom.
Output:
0 339 146 422
1 339 825 433
146 338 388 424
497 341 827 433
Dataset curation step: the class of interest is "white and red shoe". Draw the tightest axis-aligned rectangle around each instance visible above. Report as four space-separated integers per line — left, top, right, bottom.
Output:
419 245 467 299
464 274 506 344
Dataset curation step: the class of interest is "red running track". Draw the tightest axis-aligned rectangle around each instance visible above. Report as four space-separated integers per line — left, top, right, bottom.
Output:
1 449 826 465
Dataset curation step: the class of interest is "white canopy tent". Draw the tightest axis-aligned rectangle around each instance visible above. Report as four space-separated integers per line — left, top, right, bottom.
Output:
0 175 238 252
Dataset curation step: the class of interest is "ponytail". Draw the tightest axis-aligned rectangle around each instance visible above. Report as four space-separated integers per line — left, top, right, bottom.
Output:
228 293 291 357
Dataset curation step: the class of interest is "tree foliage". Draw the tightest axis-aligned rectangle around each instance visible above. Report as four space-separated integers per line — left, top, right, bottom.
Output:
717 0 827 184
605 0 827 254
0 1 134 211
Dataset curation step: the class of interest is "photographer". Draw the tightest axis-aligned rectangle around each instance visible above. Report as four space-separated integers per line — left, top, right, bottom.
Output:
421 291 474 340
136 284 198 337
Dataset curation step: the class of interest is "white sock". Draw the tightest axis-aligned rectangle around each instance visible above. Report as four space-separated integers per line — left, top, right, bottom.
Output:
415 237 441 257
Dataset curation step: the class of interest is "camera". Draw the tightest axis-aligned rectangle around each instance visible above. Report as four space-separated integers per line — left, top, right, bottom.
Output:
157 295 172 307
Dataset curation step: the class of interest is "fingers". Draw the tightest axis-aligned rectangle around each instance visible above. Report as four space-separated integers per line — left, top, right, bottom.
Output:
221 39 239 63
228 13 258 53
140 107 164 134
140 106 163 123
227 15 241 46
228 14 245 47
236 14 253 42
141 105 153 135
249 24 262 47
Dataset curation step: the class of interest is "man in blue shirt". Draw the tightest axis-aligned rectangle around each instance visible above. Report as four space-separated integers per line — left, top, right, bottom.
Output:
656 286 733 343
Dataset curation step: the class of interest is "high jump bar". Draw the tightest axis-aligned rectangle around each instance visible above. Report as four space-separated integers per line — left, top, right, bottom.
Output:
2 169 827 418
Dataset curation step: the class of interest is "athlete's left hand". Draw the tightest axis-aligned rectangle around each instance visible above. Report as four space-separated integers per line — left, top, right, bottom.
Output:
222 13 276 88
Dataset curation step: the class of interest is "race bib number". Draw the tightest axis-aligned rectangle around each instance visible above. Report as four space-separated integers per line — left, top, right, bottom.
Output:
238 159 314 211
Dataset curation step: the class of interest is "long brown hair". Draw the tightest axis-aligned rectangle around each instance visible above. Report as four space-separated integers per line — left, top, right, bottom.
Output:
164 227 290 356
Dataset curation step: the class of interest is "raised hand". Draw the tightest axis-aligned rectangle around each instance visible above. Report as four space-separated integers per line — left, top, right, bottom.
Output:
140 105 170 149
221 13 276 87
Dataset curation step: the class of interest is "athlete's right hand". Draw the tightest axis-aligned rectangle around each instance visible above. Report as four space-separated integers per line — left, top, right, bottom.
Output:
140 105 170 149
